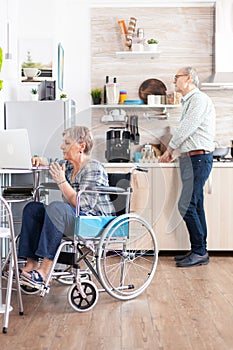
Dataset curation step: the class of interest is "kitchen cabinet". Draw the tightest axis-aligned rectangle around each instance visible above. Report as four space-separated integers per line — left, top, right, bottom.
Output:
152 165 233 251
205 167 233 250
104 163 233 251
152 166 190 251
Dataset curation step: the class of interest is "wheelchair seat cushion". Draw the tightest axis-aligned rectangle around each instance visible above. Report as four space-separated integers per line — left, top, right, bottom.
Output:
75 216 116 238
75 215 129 239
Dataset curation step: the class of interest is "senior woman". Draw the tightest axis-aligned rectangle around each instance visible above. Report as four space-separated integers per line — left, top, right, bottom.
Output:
19 126 114 286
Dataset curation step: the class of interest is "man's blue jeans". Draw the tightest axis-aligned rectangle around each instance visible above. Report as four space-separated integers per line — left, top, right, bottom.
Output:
18 201 79 261
178 153 213 256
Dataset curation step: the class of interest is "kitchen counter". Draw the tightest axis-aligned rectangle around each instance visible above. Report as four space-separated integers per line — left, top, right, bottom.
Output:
103 161 233 168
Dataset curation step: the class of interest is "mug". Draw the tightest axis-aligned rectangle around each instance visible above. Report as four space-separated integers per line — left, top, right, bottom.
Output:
133 152 143 163
147 95 161 105
23 68 41 79
147 95 155 105
154 95 161 104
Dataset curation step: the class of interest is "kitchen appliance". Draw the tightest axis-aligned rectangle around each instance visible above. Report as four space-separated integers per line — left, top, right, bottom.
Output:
201 0 233 89
39 80 56 100
105 128 130 163
4 99 76 159
213 147 230 161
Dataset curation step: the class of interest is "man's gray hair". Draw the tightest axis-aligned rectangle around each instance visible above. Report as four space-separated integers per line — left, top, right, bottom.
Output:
183 66 199 87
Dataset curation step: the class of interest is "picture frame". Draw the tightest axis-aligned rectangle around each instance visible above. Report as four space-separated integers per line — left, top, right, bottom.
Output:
19 38 53 82
58 43 64 91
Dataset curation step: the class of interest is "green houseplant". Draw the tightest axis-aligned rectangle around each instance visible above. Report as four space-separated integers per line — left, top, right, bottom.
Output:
147 38 158 45
146 38 159 52
91 88 102 105
30 87 38 101
60 93 67 100
31 88 38 95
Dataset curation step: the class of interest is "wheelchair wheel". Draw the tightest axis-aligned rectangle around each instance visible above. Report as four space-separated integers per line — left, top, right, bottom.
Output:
68 280 99 312
54 266 74 285
56 275 74 285
20 284 40 295
96 213 158 301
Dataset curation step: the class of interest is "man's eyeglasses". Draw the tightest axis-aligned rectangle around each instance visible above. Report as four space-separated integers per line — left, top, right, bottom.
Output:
174 74 189 81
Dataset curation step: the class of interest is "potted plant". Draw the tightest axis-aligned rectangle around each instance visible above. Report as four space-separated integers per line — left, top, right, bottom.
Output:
91 88 102 105
146 38 159 51
60 93 68 100
30 88 38 101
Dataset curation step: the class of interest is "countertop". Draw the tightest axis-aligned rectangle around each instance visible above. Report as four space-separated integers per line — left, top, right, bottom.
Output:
103 161 233 168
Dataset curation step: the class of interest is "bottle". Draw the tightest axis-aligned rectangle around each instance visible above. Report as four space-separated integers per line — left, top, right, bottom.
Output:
137 28 144 40
106 77 119 104
104 75 109 104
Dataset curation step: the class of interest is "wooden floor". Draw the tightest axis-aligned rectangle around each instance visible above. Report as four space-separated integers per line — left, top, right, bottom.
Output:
1 255 233 350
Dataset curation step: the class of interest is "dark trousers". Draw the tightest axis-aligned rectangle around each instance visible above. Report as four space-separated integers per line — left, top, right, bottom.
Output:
18 201 77 261
178 153 213 255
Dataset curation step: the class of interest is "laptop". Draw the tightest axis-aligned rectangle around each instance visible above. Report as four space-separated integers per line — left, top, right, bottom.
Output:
0 128 33 169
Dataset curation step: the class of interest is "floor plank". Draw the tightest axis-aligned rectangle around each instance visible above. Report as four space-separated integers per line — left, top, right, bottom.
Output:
1 256 233 350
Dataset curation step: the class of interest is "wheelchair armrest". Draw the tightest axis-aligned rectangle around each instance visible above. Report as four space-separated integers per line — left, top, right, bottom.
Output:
39 182 59 190
85 186 126 194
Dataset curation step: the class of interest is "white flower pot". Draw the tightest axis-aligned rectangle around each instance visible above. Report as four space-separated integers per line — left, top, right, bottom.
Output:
30 94 38 101
147 44 158 52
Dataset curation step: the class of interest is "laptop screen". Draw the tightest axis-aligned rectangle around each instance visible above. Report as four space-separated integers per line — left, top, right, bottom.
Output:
0 129 33 169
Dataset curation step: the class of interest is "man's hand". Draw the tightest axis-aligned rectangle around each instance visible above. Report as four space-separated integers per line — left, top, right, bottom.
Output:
159 150 173 163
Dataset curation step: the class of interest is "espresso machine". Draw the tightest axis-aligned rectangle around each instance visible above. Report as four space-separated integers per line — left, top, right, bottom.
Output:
105 127 130 162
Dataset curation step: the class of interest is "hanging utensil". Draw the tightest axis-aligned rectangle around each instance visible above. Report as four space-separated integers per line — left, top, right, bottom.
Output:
134 115 140 145
122 115 130 140
130 115 135 142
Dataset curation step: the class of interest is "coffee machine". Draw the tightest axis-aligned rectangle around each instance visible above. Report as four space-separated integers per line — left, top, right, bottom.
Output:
105 128 130 162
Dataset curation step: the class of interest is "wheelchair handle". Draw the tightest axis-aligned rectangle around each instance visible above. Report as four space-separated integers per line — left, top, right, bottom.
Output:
134 166 148 173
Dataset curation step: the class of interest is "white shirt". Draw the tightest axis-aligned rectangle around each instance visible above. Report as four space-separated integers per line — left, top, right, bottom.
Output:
169 88 216 153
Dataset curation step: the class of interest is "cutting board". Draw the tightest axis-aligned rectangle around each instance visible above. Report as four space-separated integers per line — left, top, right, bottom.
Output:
138 78 167 104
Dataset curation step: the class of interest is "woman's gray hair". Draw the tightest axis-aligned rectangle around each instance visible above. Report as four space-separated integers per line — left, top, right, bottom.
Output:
63 126 93 155
183 66 199 87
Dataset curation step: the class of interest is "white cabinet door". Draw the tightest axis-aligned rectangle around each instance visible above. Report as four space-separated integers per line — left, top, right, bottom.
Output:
205 167 233 250
152 166 190 251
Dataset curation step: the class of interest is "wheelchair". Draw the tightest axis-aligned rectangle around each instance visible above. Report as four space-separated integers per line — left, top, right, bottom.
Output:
15 166 158 312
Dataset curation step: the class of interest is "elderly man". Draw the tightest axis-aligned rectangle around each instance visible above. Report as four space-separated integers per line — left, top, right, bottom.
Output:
159 66 216 267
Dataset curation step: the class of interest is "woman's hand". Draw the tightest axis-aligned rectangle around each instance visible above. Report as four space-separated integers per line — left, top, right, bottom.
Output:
31 157 48 167
49 162 66 184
